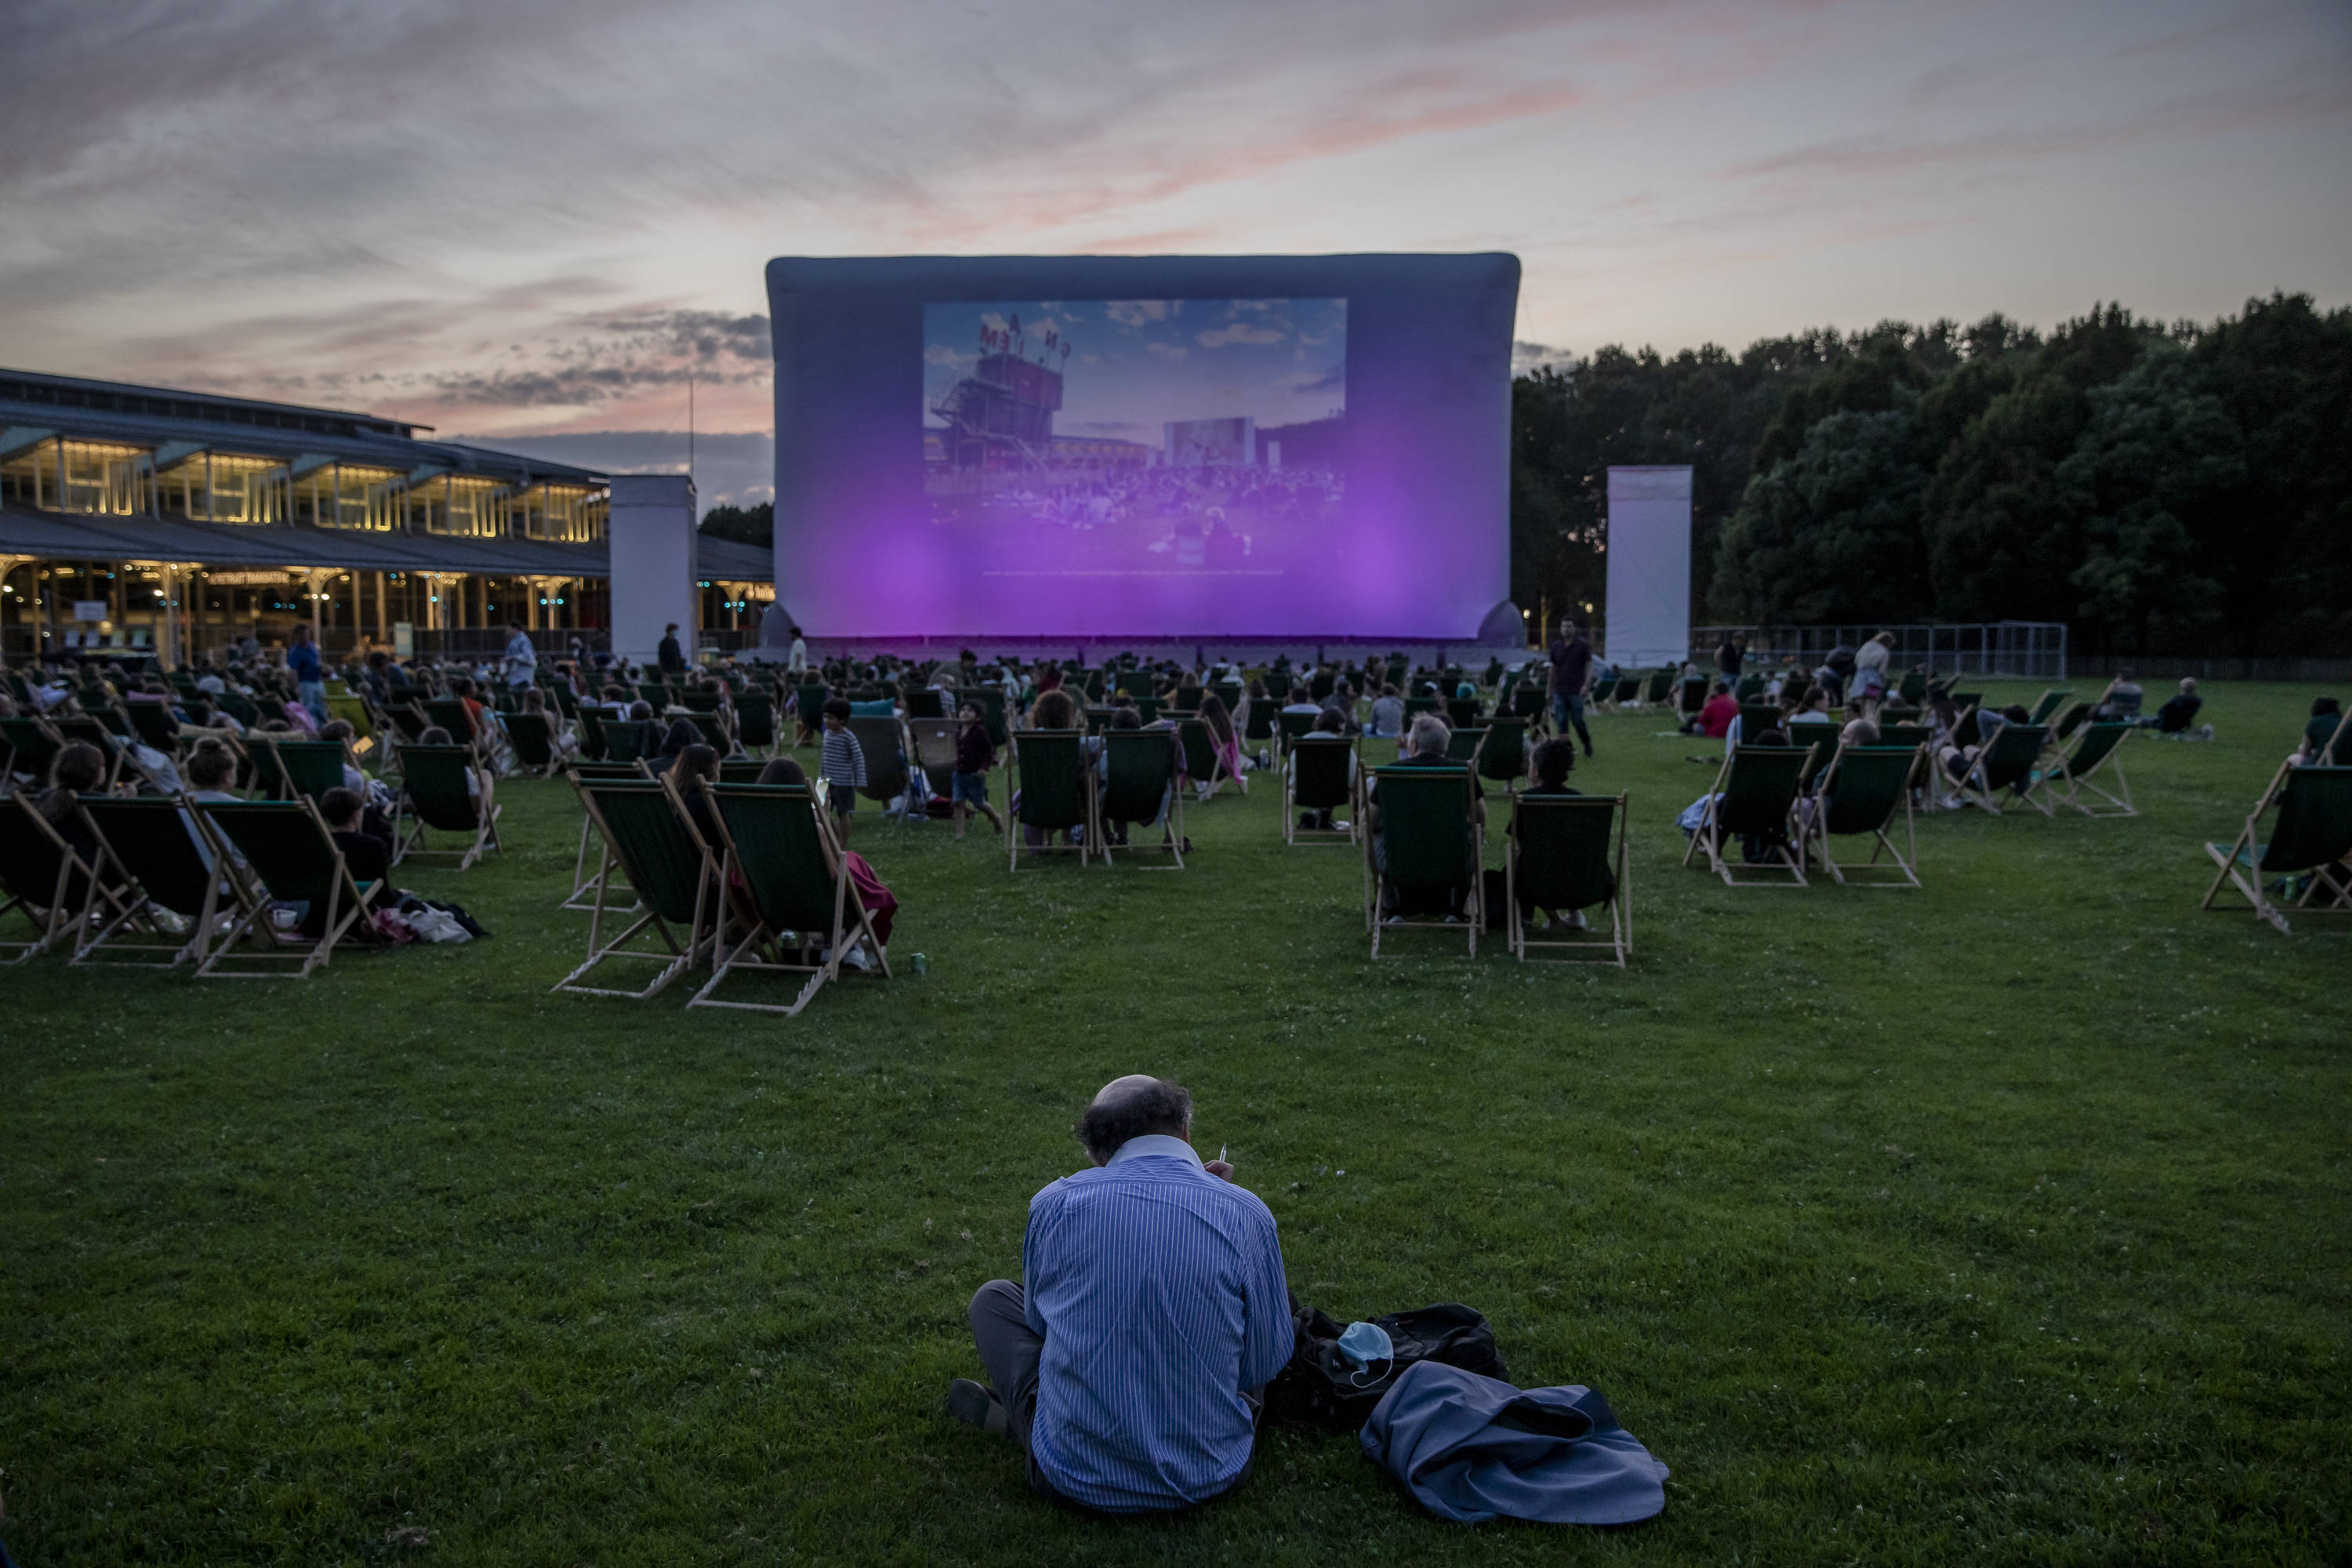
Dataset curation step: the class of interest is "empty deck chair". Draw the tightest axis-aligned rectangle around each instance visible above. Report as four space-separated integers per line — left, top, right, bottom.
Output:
555 777 717 997
1683 745 1810 885
391 744 502 869
1283 735 1359 847
191 799 382 981
1363 764 1482 956
734 691 779 756
1475 716 1529 790
561 760 650 910
73 794 253 967
2201 763 2352 935
1506 792 1629 964
1099 728 1184 868
689 782 889 1014
1007 729 1094 870
2047 722 2136 817
1801 743 1924 887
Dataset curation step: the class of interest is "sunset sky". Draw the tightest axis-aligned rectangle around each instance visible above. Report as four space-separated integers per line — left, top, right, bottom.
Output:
6 0 2347 504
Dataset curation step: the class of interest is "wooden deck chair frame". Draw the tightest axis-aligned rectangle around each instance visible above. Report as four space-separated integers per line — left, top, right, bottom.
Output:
73 794 258 968
1801 744 1924 888
689 782 888 1015
2321 709 2352 766
2201 762 2352 935
1506 792 1630 965
1362 765 1483 957
1955 724 2056 816
2049 722 2136 817
1683 746 1809 886
390 744 503 869
1005 729 1096 870
561 760 650 910
555 776 718 998
1283 736 1361 847
191 798 380 981
1 791 118 963
1098 728 1185 869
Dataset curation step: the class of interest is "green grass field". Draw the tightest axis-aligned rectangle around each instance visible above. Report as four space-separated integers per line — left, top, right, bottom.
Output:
6 680 2346 1566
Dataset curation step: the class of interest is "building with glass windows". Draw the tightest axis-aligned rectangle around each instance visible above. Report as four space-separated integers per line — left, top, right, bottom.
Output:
0 368 773 665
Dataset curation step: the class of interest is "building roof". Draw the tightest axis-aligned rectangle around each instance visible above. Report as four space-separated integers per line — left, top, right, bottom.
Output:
0 503 774 583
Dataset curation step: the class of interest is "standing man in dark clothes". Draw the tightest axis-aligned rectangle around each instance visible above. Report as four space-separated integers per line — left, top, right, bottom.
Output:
1716 631 1744 687
1548 619 1595 758
657 622 688 680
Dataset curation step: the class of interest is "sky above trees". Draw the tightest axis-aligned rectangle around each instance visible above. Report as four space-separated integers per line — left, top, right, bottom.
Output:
5 0 2347 468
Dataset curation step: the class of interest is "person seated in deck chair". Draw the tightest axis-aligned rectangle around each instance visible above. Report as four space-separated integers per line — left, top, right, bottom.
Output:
1367 683 1406 739
1286 705 1358 833
2145 677 2206 737
950 1074 1288 1514
1367 713 1483 918
1516 737 1610 932
414 727 492 824
297 786 401 940
649 717 702 776
2290 696 2343 765
33 742 108 865
2094 671 2144 721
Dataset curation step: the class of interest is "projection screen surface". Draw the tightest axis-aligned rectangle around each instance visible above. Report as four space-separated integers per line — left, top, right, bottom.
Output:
1603 465 1693 670
767 254 1518 641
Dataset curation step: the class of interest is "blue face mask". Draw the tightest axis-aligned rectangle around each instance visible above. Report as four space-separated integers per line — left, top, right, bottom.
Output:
1336 1321 1395 1385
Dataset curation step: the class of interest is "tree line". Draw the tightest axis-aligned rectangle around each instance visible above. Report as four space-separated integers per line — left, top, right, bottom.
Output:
1511 292 2352 658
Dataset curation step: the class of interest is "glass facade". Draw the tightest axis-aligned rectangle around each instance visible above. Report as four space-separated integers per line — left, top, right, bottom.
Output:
291 462 404 531
158 452 291 524
1 439 152 514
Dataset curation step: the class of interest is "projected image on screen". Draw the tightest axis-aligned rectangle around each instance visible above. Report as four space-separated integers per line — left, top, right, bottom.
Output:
921 298 1345 578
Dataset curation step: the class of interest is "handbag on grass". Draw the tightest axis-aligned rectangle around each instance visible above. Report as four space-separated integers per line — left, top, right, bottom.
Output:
1269 1296 1506 1429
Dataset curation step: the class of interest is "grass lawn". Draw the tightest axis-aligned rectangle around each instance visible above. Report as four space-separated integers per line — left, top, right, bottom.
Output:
5 679 2346 1566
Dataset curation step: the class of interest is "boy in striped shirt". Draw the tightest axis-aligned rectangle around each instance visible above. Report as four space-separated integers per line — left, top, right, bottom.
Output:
818 697 866 838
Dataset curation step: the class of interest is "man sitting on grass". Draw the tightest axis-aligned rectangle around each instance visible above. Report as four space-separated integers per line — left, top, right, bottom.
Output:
951 1075 1289 1513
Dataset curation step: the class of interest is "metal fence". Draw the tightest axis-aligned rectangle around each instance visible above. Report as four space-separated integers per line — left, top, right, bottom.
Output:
1694 622 2069 681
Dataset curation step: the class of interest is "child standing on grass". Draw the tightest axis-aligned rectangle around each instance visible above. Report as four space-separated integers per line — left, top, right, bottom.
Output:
819 696 866 840
951 701 1003 840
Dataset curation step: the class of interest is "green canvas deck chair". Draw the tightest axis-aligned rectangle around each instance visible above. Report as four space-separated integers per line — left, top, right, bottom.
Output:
504 712 562 777
2049 701 2092 742
846 713 915 815
1676 677 1708 721
1878 723 1933 751
1446 697 1483 731
1684 745 1810 885
684 709 734 754
792 681 828 746
1898 670 1928 706
125 699 182 757
602 716 649 764
1363 765 1483 957
718 759 769 785
1240 695 1276 755
2027 689 2073 725
1007 729 1094 870
1275 709 1319 758
1283 735 1360 847
1099 728 1184 869
2047 721 2136 817
1610 676 1642 708
1445 724 1486 764
1735 675 1765 702
252 737 347 804
1507 793 1629 965
561 760 650 911
1476 716 1528 789
2201 764 2352 935
556 778 717 998
422 695 477 746
689 782 888 1014
1508 683 1545 721
678 687 721 713
2320 710 2352 766
1644 669 1674 705
391 744 502 869
1802 744 1923 887
0 790 111 963
734 690 778 754
1955 723 2054 815
1175 717 1238 798
635 680 673 712
1794 731 1840 796
1949 705 1982 750
1 716 63 786
904 686 946 720
72 794 255 967
1737 703 1780 742
191 799 381 981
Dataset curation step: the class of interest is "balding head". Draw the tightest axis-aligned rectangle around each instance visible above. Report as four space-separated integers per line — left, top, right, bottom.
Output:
1074 1075 1193 1165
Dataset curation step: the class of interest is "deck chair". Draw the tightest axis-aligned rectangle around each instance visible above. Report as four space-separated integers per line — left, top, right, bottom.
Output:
2047 722 2136 817
1099 728 1184 868
1507 793 1629 964
0 791 113 962
848 713 916 816
1007 729 1094 869
689 782 889 1014
573 706 610 761
125 699 182 757
1276 710 1319 757
2 716 64 785
1644 670 1674 706
2320 710 2352 766
504 712 562 778
1676 677 1708 721
1684 745 1810 885
1476 716 1529 789
635 681 673 712
735 691 778 755
1363 765 1483 956
718 759 769 784
1240 696 1276 758
1878 723 1933 751
422 696 477 749
1735 675 1765 702
2201 764 2352 935
391 744 502 869
555 778 717 998
2050 701 2092 742
1510 684 1546 720
677 687 722 713
1955 723 2055 815
1283 736 1360 846
791 682 828 746
2027 689 2073 725
1737 703 1780 742
73 795 253 967
191 799 381 981
268 739 347 804
1175 717 1239 798
560 759 650 910
1610 677 1642 707
904 687 946 720
1445 725 1486 764
1802 744 1923 887
907 717 957 802
603 717 652 764
1446 697 1483 731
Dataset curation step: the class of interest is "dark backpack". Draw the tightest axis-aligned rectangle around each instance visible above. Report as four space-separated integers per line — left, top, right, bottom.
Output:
1270 1298 1506 1429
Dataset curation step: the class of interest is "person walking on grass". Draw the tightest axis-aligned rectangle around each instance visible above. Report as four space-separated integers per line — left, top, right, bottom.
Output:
818 695 865 840
951 1074 1289 1514
1548 618 1595 758
951 700 1003 840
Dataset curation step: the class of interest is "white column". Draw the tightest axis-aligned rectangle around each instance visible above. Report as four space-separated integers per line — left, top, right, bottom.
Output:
608 475 698 668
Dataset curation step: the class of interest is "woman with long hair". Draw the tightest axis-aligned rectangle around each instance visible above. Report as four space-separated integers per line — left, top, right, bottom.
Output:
1196 691 1246 796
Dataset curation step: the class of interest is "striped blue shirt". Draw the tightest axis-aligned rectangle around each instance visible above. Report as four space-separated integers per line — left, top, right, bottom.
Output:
1023 1135 1291 1511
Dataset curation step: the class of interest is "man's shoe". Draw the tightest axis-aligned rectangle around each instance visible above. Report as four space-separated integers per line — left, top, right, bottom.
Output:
946 1378 1009 1436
